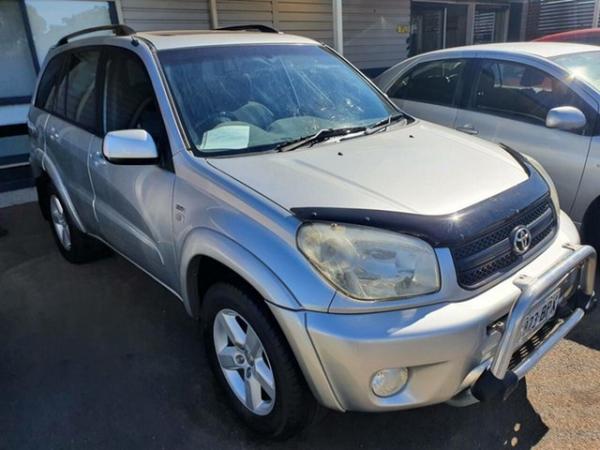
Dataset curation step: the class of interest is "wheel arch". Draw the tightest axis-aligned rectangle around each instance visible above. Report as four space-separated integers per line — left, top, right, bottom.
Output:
179 227 302 319
39 155 87 233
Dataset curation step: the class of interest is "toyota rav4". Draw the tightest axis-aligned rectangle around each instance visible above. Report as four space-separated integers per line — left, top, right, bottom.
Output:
28 24 597 437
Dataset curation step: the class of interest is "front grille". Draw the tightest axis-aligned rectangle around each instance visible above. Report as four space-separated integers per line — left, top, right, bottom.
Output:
508 319 558 370
451 197 556 289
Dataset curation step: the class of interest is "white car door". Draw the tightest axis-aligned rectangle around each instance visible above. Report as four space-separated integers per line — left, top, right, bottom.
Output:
453 58 596 214
384 59 467 128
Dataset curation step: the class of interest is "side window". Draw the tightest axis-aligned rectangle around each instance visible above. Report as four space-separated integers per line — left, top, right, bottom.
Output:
64 50 101 131
103 49 168 153
35 54 65 111
472 59 595 134
387 59 466 107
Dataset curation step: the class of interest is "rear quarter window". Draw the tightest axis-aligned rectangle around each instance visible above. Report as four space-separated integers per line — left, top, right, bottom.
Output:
35 54 65 111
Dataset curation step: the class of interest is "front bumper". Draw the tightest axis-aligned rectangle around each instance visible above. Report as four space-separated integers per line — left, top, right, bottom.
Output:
270 239 596 412
470 243 596 403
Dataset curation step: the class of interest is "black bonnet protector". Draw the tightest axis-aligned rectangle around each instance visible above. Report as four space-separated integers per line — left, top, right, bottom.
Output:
291 153 551 248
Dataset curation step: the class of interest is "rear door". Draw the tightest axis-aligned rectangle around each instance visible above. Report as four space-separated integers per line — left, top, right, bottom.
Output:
44 48 102 228
385 58 467 128
28 54 66 170
454 58 597 213
89 47 177 288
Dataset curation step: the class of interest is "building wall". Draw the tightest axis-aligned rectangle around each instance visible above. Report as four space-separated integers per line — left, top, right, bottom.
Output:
277 0 333 45
343 0 410 73
526 0 599 39
212 0 333 46
120 0 211 30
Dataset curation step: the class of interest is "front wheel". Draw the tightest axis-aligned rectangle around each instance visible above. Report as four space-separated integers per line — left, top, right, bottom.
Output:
202 282 318 438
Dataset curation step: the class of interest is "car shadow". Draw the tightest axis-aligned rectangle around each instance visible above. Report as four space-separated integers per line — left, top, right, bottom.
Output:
562 268 600 351
0 203 550 449
191 358 548 450
566 306 600 351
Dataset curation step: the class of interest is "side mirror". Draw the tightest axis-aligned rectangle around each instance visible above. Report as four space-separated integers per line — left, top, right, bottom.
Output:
546 106 586 131
103 129 158 164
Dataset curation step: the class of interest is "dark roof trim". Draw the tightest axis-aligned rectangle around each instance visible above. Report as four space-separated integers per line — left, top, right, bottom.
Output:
217 24 281 34
57 24 135 46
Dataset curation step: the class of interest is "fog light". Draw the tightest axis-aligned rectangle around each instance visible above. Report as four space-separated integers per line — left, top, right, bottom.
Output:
371 368 408 397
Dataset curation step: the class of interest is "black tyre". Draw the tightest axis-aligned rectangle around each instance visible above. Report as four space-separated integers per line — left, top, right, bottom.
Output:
584 206 600 256
46 183 108 264
202 282 318 438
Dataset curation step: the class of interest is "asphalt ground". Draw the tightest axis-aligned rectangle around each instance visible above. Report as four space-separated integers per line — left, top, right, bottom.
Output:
1 202 599 449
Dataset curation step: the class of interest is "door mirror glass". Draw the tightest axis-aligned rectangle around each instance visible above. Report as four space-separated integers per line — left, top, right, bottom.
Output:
546 106 587 131
103 129 158 164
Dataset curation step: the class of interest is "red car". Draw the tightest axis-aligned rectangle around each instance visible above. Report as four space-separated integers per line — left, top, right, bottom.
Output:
535 28 600 45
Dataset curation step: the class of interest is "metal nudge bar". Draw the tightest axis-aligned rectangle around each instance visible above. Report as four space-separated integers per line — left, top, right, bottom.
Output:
472 243 597 402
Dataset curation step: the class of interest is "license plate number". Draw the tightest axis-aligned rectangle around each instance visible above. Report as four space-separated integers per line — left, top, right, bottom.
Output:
520 289 561 345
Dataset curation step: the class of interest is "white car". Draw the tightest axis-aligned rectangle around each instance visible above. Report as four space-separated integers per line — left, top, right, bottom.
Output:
376 42 600 249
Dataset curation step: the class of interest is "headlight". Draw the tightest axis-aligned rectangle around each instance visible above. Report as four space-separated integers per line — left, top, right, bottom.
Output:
297 222 440 300
523 154 560 212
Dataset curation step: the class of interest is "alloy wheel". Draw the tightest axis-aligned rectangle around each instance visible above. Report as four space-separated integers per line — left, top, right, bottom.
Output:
213 308 276 416
50 194 72 250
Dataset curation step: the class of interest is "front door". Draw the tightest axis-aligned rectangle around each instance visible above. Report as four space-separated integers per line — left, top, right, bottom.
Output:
89 47 177 288
454 58 596 213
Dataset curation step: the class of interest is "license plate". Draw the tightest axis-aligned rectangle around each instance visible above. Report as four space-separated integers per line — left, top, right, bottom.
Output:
519 289 561 345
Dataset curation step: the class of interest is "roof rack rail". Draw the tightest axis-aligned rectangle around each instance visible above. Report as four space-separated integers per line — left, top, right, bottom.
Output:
217 24 281 34
57 24 136 46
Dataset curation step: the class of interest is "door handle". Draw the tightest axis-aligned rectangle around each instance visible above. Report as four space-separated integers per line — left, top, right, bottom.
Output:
48 127 59 140
456 124 479 135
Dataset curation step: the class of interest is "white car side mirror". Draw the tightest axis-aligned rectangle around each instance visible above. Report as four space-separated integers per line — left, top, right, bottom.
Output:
546 106 587 131
103 129 159 164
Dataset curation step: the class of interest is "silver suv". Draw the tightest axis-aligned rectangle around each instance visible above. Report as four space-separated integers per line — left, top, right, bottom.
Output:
28 25 597 437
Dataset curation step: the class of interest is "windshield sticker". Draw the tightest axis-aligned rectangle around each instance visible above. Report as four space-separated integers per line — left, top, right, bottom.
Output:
200 125 250 151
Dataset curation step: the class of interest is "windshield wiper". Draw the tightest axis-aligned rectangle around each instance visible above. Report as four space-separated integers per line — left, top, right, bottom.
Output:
276 126 366 152
365 113 407 135
275 114 407 153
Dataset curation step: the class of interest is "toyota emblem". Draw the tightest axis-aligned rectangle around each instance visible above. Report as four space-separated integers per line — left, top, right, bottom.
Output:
511 225 532 255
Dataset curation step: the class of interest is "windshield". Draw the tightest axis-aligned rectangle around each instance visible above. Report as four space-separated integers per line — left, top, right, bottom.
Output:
159 45 398 155
553 51 600 91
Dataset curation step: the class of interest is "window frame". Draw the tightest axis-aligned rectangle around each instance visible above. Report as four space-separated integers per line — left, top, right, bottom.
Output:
465 58 599 136
387 58 468 109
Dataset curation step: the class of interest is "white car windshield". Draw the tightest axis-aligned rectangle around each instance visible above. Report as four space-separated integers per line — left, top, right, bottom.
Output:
553 51 600 91
159 44 399 155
